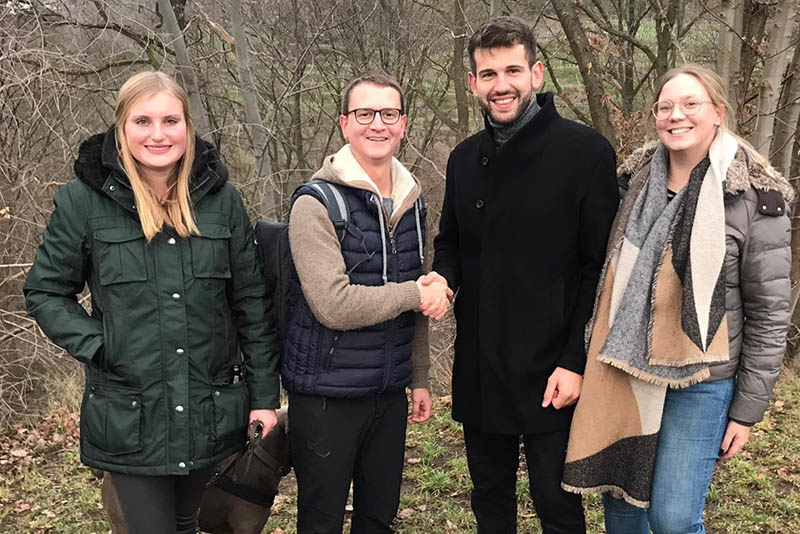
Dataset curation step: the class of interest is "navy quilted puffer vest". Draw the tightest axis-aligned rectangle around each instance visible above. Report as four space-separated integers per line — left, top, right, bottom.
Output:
281 182 425 397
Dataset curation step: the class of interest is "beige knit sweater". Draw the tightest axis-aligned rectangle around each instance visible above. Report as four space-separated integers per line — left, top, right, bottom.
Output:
288 145 430 388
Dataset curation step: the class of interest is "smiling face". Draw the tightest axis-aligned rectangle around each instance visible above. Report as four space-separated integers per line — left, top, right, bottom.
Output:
123 90 187 179
655 73 722 159
468 44 543 124
339 82 406 168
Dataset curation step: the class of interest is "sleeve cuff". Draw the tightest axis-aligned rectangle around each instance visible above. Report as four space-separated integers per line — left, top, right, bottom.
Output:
400 281 421 312
410 366 430 389
247 376 281 410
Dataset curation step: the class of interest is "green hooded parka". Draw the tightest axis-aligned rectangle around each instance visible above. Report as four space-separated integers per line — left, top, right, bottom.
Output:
24 129 280 475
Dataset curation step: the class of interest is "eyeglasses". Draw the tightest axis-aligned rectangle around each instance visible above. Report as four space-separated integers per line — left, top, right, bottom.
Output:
651 98 712 119
347 108 403 125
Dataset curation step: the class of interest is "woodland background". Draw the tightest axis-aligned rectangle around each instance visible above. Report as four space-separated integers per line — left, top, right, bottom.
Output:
1 0 800 425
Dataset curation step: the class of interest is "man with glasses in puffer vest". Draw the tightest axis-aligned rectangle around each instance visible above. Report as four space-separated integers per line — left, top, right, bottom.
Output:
283 72 451 534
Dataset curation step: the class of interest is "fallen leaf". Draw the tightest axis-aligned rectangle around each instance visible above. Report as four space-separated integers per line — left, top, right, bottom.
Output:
10 448 29 458
407 457 422 464
398 508 414 519
14 503 32 513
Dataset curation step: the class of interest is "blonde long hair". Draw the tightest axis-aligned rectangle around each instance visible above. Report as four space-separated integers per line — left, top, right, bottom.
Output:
652 64 771 169
115 71 199 241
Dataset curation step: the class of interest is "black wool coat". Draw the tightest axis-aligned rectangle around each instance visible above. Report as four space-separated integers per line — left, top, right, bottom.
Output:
432 93 619 434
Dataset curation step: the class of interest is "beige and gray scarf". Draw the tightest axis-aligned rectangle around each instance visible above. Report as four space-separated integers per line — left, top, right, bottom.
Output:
561 131 740 507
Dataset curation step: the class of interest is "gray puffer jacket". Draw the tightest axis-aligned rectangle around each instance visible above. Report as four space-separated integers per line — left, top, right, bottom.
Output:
619 143 793 425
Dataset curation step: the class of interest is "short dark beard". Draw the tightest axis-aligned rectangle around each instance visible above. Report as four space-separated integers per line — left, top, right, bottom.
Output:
482 92 533 125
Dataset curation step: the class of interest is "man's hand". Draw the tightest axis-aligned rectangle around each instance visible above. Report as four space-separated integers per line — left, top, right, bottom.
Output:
416 274 452 321
419 271 454 301
248 409 278 439
542 367 583 409
409 388 433 423
417 271 454 321
719 420 751 461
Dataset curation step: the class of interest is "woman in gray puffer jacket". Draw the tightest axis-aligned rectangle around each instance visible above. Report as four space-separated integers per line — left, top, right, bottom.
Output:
562 64 793 534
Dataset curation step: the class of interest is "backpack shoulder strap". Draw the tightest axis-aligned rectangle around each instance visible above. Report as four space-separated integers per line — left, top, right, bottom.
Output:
293 179 351 242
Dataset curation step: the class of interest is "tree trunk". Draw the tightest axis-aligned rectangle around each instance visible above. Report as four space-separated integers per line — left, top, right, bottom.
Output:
170 0 186 30
650 0 680 78
453 0 470 141
751 0 798 155
551 0 619 148
771 36 800 176
735 0 770 132
792 112 800 179
156 0 212 137
715 0 739 87
230 0 277 218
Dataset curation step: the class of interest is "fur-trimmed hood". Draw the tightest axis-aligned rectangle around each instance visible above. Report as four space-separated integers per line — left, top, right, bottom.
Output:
73 126 228 197
618 139 795 204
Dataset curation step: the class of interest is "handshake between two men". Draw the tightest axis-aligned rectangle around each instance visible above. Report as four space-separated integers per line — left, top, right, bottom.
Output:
413 270 582 412
415 271 452 321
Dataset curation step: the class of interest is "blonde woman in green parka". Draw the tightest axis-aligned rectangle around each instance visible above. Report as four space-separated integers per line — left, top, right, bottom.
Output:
24 71 280 534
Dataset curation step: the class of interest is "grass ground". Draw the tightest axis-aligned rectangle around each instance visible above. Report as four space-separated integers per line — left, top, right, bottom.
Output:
1 368 798 534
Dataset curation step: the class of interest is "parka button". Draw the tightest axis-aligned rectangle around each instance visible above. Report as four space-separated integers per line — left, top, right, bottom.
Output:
175 405 184 413
178 462 186 469
214 390 220 397
109 185 116 192
88 393 95 399
172 293 181 301
481 156 489 166
475 199 485 209
176 348 185 355
131 401 138 408
189 461 194 467
167 237 176 245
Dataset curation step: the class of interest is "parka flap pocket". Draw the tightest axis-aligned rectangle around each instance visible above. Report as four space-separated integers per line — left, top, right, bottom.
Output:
196 222 231 239
81 382 143 455
93 226 148 285
211 382 249 441
191 222 232 278
94 226 146 243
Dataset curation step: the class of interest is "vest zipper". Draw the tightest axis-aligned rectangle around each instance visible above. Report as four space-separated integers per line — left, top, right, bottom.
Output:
382 226 398 392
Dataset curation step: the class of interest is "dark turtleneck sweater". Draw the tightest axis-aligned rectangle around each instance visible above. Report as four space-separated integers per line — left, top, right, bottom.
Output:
487 94 541 147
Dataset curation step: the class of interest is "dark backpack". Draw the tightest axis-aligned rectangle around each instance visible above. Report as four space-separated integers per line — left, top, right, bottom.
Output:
254 180 351 344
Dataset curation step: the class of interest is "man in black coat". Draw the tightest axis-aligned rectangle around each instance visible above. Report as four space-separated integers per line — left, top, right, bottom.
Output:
427 17 619 534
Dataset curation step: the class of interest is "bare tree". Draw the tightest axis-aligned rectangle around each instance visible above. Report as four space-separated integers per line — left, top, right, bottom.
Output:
156 0 211 136
551 0 619 148
229 0 277 217
771 31 800 176
452 0 471 140
715 0 742 87
750 0 799 155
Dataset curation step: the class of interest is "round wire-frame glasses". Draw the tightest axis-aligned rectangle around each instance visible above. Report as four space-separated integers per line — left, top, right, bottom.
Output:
651 98 711 120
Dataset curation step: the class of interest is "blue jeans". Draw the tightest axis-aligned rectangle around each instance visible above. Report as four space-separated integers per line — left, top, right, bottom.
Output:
603 378 735 534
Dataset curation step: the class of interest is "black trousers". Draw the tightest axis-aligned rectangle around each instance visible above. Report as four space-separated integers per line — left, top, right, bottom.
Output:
463 425 585 534
289 390 408 534
110 466 213 534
